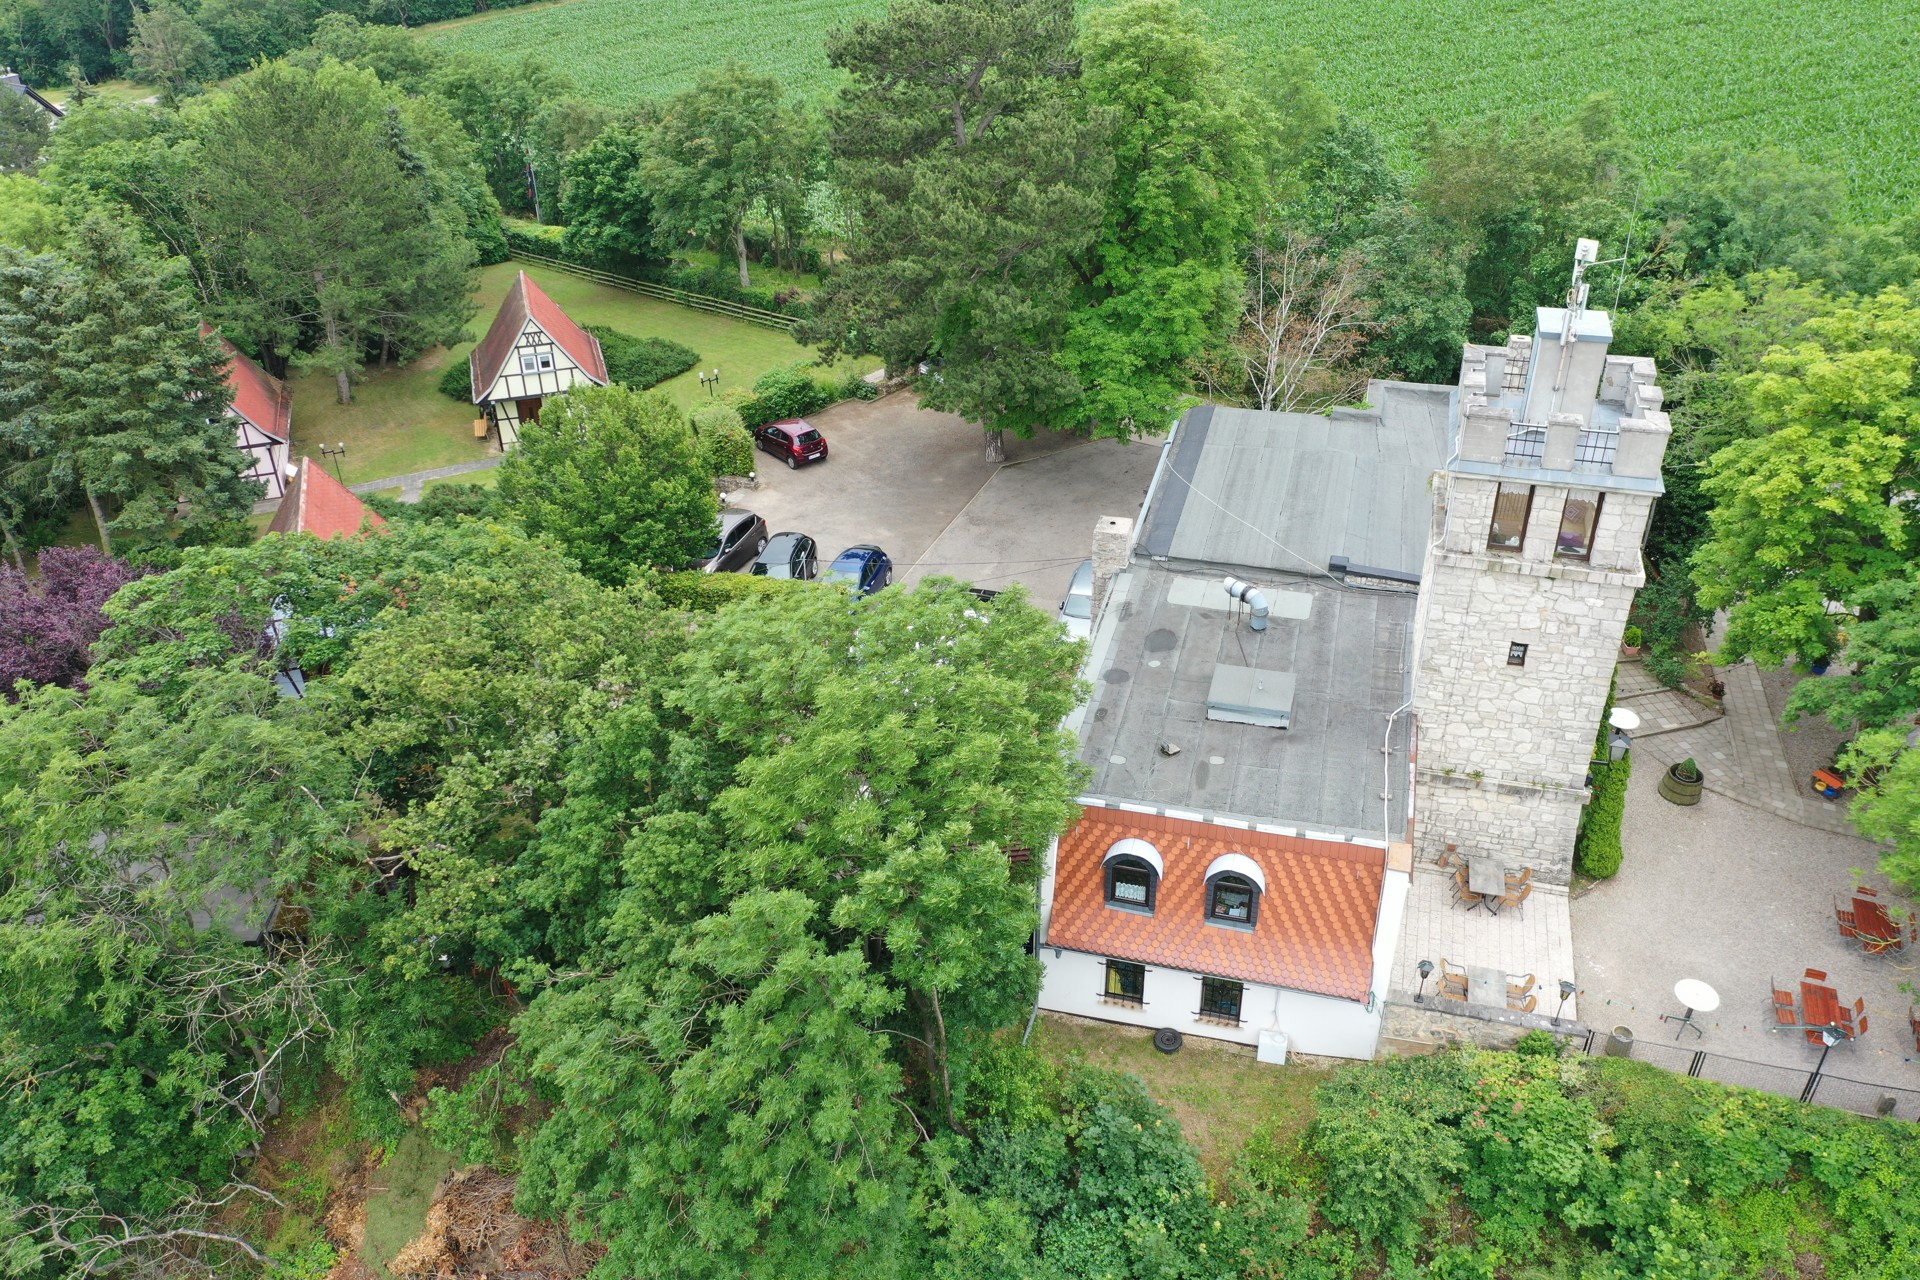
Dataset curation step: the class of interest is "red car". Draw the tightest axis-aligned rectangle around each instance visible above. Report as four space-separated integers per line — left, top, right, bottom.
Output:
755 419 829 469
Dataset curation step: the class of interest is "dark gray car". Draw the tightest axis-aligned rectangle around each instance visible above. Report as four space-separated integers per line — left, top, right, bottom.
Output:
702 508 769 573
751 531 819 580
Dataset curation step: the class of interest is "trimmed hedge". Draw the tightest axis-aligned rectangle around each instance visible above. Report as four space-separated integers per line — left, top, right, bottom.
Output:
502 219 567 260
583 324 700 391
498 219 814 318
650 570 802 612
1577 670 1628 877
691 403 753 477
1576 750 1629 877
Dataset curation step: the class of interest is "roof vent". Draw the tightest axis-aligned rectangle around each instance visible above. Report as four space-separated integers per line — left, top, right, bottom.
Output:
1223 576 1269 631
1206 665 1295 729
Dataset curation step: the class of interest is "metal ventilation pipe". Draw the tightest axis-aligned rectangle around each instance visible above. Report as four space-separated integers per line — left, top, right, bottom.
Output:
1222 576 1269 631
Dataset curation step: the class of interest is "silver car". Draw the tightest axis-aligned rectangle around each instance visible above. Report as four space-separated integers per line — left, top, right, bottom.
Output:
1059 559 1094 639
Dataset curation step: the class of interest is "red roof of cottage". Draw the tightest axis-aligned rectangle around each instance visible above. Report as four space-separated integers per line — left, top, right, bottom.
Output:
467 271 607 401
1046 807 1384 1001
203 325 291 444
267 457 386 541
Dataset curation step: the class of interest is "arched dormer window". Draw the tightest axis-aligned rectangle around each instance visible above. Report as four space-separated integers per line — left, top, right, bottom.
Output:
1204 853 1266 928
1103 837 1162 913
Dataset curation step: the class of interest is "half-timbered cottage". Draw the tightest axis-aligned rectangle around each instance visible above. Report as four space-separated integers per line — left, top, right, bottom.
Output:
469 271 608 449
205 326 292 500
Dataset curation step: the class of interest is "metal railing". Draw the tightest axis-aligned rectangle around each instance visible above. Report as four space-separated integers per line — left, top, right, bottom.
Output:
1501 424 1618 469
511 251 799 332
1558 1026 1920 1121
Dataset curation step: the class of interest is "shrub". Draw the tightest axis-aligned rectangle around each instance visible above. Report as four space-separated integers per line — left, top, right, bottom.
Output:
501 217 566 259
730 362 843 428
690 403 753 477
436 357 472 400
1577 749 1630 877
650 570 801 612
1623 623 1644 647
582 324 700 391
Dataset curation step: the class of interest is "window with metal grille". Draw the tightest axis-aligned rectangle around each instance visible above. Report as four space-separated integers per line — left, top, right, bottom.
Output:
1489 484 1534 551
1555 491 1602 561
1104 959 1145 1005
1198 977 1244 1022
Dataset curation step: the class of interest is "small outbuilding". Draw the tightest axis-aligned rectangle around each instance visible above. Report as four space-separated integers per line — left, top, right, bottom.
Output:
267 456 385 541
468 270 608 449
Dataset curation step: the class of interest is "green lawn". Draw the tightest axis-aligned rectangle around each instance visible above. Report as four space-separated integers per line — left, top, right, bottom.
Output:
1029 1014 1323 1177
40 78 155 108
287 258 858 487
419 0 1916 219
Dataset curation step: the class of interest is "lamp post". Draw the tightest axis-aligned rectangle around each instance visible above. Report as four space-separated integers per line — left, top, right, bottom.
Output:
699 369 721 398
1415 959 1433 1004
1554 979 1576 1025
319 442 348 485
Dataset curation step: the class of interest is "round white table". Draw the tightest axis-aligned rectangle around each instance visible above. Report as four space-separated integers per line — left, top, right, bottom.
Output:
1662 978 1720 1039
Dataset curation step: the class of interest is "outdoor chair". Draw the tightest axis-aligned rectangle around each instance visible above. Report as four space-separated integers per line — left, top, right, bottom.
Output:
1857 885 1880 899
1507 973 1537 999
1449 865 1484 911
1507 993 1537 1014
1804 968 1828 983
1835 902 1858 939
1853 997 1869 1037
1833 1003 1855 1037
1770 981 1798 1029
1909 1009 1919 1054
1505 866 1533 891
1497 880 1533 915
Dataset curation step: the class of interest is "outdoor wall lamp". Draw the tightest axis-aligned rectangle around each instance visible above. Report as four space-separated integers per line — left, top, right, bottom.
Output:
1608 729 1632 762
1415 959 1433 1004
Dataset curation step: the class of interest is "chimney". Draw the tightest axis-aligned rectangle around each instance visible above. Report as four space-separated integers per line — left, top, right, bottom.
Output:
1459 403 1511 463
1089 515 1134 625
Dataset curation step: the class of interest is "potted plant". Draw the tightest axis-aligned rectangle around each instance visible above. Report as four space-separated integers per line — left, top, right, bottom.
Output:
1620 624 1644 658
1659 756 1704 806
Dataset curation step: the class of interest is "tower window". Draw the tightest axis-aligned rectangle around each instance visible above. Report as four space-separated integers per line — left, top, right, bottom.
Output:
1508 642 1529 666
1556 492 1602 561
1489 484 1534 551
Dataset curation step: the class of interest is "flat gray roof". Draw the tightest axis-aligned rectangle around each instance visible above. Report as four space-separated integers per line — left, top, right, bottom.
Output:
1075 565 1414 839
1140 385 1451 579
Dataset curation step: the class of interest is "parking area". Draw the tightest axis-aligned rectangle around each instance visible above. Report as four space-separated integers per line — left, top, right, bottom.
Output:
731 390 1163 605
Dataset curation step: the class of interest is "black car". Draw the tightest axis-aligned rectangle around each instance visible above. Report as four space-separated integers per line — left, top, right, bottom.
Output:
701 508 769 573
751 531 819 580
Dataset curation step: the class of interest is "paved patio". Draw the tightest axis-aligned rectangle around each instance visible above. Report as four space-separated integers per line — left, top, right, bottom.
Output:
1392 870 1580 1023
1571 712 1919 1101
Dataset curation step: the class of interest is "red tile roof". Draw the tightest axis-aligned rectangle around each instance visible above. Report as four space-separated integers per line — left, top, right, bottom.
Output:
203 325 291 444
467 271 607 400
266 457 386 541
1046 808 1384 1001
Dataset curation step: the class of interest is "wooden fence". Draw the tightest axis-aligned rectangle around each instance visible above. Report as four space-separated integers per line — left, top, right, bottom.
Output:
511 251 798 332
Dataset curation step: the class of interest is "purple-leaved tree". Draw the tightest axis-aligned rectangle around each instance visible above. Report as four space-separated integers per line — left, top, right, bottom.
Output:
0 546 144 696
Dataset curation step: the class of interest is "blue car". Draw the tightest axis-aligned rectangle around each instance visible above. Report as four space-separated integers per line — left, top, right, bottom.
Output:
822 544 893 596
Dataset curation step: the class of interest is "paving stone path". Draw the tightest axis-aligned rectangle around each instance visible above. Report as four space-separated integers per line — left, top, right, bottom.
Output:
251 458 503 514
1629 660 1855 836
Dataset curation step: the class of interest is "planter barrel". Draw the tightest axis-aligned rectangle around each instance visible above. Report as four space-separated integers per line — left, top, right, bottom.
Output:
1658 762 1704 806
1605 1026 1635 1058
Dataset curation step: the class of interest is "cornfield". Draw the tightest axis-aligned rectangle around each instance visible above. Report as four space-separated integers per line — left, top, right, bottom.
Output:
422 0 1917 219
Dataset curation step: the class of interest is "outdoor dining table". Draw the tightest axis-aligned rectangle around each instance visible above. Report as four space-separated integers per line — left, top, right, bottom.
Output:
1853 895 1904 953
1801 979 1843 1046
1466 856 1506 900
1464 964 1513 1010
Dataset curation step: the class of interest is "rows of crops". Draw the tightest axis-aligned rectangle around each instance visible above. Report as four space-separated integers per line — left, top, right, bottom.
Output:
421 0 1918 219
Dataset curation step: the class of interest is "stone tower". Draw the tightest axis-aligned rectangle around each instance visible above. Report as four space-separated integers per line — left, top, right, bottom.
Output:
1410 243 1670 885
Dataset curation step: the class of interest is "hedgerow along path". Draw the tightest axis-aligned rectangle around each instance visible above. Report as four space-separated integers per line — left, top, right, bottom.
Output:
419 0 1918 220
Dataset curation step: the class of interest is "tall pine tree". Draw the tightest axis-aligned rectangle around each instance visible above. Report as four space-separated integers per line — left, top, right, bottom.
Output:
44 216 252 553
186 58 475 403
